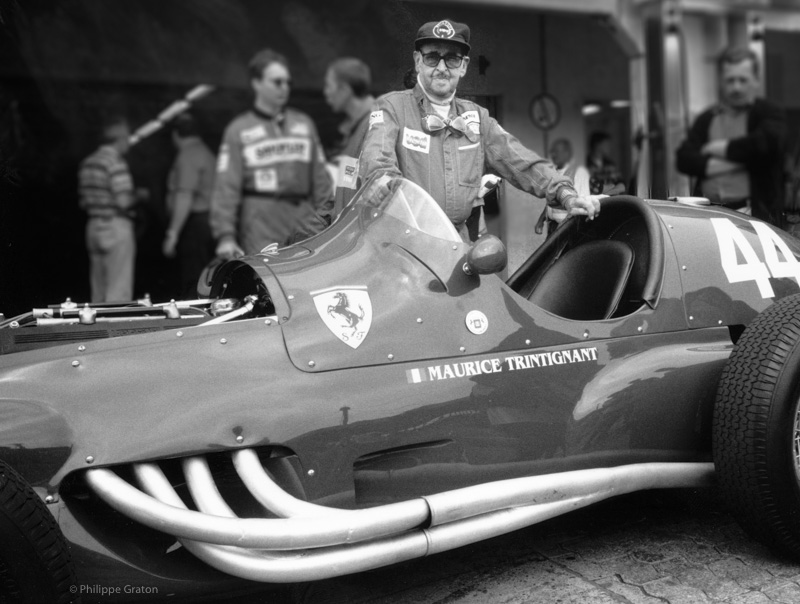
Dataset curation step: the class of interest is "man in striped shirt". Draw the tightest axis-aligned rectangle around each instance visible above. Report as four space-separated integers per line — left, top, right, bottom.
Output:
78 116 137 302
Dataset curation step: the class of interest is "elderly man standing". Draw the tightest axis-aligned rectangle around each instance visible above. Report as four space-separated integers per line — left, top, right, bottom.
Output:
211 48 333 259
676 46 786 226
359 19 599 242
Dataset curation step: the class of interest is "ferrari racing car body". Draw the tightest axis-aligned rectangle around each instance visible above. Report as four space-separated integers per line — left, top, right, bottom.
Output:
3 176 800 602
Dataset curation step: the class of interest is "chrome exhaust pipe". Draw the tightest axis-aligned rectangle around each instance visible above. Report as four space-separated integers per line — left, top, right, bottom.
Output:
84 453 714 583
94 458 430 583
423 461 712 526
230 449 346 518
181 456 238 518
86 463 429 550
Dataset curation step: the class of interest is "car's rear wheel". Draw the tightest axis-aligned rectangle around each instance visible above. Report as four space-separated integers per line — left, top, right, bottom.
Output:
0 460 78 603
713 293 800 559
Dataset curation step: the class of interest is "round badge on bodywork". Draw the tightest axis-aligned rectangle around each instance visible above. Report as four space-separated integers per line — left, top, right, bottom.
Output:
466 310 488 335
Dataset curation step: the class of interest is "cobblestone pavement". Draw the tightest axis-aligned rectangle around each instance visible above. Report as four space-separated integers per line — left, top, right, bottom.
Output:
279 488 800 604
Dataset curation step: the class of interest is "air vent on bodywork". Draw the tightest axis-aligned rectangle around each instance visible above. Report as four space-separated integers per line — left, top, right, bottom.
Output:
14 330 110 343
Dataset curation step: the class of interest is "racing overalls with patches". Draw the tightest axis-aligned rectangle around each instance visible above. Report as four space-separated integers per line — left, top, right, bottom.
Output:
211 107 333 253
359 85 578 242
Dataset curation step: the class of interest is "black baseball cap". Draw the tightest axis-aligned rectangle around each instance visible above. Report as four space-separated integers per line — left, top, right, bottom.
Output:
415 19 470 54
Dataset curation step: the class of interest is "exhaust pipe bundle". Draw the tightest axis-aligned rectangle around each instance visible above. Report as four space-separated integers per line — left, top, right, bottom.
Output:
85 449 713 583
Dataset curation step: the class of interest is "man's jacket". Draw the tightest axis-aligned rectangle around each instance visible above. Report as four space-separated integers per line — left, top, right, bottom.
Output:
359 85 576 239
676 98 786 225
211 107 332 242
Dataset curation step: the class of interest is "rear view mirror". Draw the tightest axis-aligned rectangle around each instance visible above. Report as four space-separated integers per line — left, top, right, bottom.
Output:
463 235 508 276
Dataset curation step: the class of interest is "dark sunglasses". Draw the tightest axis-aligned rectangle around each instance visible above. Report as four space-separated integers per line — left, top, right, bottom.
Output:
420 52 464 69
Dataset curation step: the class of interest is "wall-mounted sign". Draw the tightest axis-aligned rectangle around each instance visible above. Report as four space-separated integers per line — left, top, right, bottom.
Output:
529 93 560 131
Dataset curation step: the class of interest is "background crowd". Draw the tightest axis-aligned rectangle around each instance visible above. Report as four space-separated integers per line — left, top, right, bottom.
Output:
0 1 796 318
71 28 614 307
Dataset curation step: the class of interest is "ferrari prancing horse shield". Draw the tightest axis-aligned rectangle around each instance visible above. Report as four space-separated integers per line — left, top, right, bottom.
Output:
312 287 373 349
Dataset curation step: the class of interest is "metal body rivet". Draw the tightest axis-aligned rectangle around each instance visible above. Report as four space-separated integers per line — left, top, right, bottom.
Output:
459 346 466 352
45 495 55 504
387 354 394 360
288 295 295 300
220 338 227 345
583 331 590 339
308 469 315 477
265 319 272 325
525 339 531 345
416 318 423 323
308 361 316 368
78 345 86 352
236 435 244 444
682 265 687 271
85 456 95 464
176 331 183 337
72 360 80 367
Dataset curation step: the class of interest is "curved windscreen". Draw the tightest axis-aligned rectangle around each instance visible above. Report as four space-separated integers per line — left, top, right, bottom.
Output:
353 174 461 244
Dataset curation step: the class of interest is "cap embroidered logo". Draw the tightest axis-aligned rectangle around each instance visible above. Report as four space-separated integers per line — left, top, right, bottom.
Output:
433 20 455 39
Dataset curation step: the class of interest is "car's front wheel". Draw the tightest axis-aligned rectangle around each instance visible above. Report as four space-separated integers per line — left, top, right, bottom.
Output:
0 460 78 603
713 293 800 559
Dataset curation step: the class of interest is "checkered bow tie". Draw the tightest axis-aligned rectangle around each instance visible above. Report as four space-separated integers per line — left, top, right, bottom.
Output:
421 114 477 142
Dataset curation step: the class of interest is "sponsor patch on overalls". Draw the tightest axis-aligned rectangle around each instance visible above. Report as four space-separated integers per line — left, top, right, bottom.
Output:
240 125 267 145
338 156 359 189
289 122 310 136
369 110 384 128
462 111 480 135
244 137 312 167
402 127 431 154
254 169 278 192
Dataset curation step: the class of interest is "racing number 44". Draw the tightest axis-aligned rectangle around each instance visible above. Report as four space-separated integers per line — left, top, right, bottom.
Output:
711 217 800 299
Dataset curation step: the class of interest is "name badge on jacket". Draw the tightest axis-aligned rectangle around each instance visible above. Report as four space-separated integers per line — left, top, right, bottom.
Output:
402 127 430 154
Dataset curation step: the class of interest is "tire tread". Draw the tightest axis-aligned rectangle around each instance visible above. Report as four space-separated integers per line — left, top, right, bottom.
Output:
0 461 78 604
713 294 800 557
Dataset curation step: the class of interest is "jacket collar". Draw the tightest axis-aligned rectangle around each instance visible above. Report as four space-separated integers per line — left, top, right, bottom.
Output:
252 106 285 123
413 83 458 119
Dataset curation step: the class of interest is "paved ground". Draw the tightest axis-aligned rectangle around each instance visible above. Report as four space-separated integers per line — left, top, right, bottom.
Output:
256 487 800 604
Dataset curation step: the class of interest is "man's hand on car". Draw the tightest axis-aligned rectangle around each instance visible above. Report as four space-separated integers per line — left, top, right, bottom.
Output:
564 195 602 220
216 236 245 260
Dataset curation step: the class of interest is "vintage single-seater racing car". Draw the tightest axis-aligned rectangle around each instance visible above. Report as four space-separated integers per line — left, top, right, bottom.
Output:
3 174 800 602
